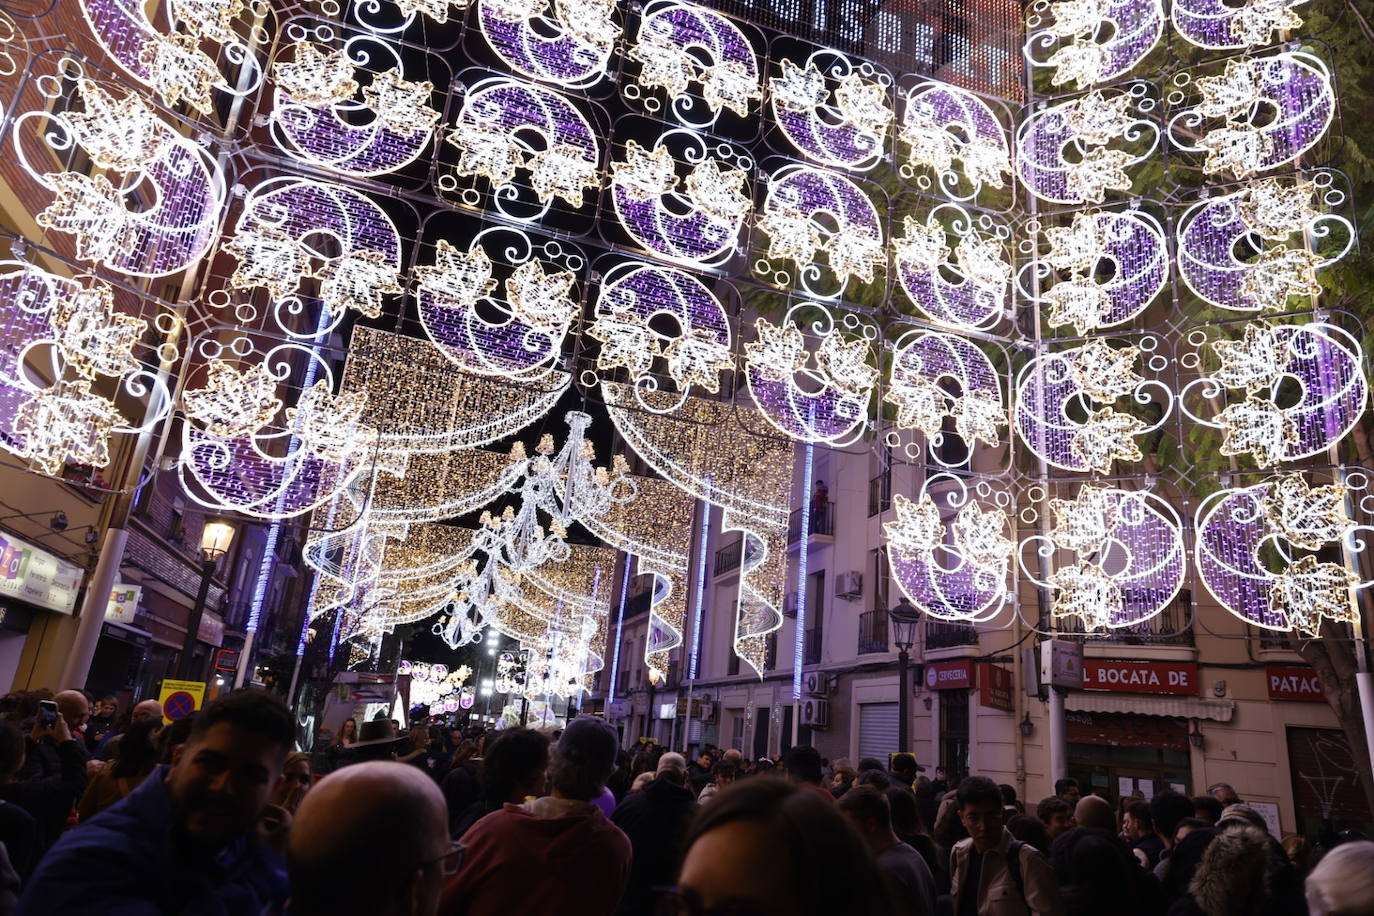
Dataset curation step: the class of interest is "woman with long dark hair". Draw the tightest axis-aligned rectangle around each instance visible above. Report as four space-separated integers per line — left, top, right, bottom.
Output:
77 718 160 821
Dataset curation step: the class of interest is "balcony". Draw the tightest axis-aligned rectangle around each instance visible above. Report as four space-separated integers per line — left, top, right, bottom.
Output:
788 504 834 543
1091 590 1195 647
857 609 889 654
868 473 892 517
804 627 822 665
714 537 742 576
926 620 978 650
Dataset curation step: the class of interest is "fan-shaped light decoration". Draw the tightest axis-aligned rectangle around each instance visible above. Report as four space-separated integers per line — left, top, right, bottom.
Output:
1020 209 1168 335
1176 177 1352 312
477 0 619 89
1015 338 1171 473
1172 0 1308 52
886 331 1006 466
1024 0 1164 90
886 475 1015 623
1169 52 1334 179
269 36 439 177
1196 474 1369 634
629 1 761 126
1180 323 1368 467
899 83 1012 201
894 207 1012 331
1015 89 1159 205
1020 484 1186 631
769 52 893 171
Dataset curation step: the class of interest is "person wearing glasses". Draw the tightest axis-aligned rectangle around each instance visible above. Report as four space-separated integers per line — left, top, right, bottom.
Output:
286 761 457 916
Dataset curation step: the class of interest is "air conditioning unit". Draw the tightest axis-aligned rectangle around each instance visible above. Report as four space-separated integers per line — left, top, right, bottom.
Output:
803 670 832 697
800 697 830 729
835 570 863 600
782 592 799 618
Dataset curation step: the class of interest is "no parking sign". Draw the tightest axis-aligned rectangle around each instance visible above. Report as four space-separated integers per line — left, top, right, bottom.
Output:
159 679 207 725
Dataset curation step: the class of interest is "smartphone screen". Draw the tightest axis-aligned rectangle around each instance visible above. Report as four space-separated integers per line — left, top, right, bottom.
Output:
38 701 57 727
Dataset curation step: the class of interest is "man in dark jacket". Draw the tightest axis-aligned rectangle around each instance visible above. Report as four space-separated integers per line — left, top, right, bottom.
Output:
611 752 698 915
19 689 296 915
684 750 713 797
3 702 86 853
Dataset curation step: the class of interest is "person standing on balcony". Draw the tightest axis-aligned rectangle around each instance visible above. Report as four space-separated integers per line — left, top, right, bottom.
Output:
811 480 829 531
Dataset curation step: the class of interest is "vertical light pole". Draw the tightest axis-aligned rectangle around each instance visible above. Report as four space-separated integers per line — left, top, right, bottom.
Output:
889 599 920 755
178 517 237 681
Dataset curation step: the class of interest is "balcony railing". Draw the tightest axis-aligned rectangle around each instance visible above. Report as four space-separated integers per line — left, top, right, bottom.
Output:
804 627 822 665
868 473 892 517
714 537 742 576
926 620 978 650
788 504 834 543
858 609 889 654
1091 590 1196 647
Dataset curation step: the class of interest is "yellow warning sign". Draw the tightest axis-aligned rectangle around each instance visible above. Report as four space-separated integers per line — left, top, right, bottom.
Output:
159 679 207 725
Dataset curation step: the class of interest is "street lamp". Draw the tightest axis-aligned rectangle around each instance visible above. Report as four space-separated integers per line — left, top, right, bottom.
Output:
888 599 920 755
178 516 236 680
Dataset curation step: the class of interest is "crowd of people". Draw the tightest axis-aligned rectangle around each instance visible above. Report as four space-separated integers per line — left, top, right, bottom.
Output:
0 685 1370 915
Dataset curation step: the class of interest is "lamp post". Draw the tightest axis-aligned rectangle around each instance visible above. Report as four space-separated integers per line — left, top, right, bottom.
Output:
178 517 236 681
889 599 920 755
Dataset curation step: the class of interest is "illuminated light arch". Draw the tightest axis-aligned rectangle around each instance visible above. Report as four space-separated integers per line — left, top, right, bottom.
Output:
756 164 884 300
893 204 1012 331
476 0 619 90
1015 88 1159 205
15 77 225 278
268 35 439 178
1196 474 1371 635
223 176 403 339
886 475 1014 623
1176 177 1353 313
1019 209 1168 335
629 0 762 127
885 330 1006 467
609 132 751 268
1020 483 1186 631
768 50 892 172
1013 338 1172 473
1172 0 1308 50
1023 0 1164 90
445 76 601 221
1168 52 1334 180
1180 323 1368 467
590 261 734 413
898 82 1013 202
415 225 582 383
78 0 264 115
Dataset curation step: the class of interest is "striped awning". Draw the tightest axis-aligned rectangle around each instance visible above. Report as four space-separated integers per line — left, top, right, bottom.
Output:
1065 693 1236 722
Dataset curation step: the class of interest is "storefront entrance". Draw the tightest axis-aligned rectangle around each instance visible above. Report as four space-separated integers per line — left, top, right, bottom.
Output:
1067 711 1191 805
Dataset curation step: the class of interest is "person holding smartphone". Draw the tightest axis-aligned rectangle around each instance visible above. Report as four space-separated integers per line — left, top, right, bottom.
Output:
0 697 87 854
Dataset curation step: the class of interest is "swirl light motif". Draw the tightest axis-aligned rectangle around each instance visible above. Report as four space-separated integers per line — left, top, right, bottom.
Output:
1196 474 1368 634
1176 177 1352 312
894 206 1012 331
447 77 601 219
1172 0 1307 49
1025 0 1164 90
630 1 761 126
269 37 439 177
726 513 787 677
1169 52 1334 179
1015 338 1170 473
416 226 581 383
17 77 224 278
1021 209 1168 335
1181 323 1368 466
477 0 618 89
590 262 734 412
899 83 1013 201
78 0 263 115
609 133 751 268
886 475 1015 623
1015 89 1158 205
223 177 402 337
885 331 1006 466
745 313 876 446
756 164 884 299
1021 484 1186 630
769 53 892 171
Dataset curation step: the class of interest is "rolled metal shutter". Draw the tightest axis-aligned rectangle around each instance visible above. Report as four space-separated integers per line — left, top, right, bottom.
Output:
858 702 900 761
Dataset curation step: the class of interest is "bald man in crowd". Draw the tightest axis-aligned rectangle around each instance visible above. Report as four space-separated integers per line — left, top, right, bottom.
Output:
288 761 454 916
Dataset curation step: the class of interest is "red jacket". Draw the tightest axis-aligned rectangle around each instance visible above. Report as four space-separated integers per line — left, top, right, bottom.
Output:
441 797 632 916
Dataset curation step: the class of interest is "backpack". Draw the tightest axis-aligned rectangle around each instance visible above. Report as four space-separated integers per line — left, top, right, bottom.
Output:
1004 839 1035 909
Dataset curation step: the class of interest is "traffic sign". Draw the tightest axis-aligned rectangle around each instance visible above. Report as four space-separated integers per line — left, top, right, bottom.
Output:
159 679 207 724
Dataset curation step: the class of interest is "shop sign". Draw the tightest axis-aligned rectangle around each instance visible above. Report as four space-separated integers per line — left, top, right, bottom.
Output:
1267 666 1323 702
674 697 714 720
631 694 649 715
0 532 81 615
978 664 1015 711
925 659 973 690
1082 660 1197 695
104 584 141 623
606 699 631 719
197 611 224 648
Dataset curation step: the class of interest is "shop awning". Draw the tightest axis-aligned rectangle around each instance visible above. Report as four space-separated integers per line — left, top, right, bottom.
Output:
1065 693 1236 722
